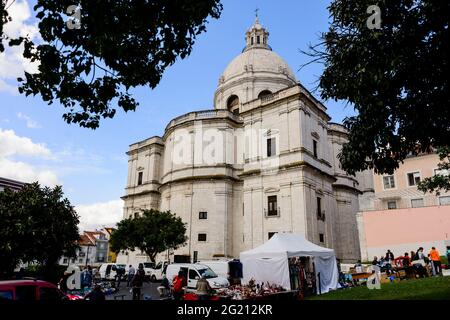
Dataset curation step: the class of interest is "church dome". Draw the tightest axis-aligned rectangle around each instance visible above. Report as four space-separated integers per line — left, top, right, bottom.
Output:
214 16 297 111
221 48 297 84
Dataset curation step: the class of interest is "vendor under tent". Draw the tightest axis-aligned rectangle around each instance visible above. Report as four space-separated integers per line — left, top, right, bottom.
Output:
240 233 339 294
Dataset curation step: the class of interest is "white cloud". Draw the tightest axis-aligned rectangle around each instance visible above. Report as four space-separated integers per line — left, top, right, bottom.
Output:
0 157 58 186
0 0 39 94
76 200 124 231
17 112 42 129
0 128 51 158
0 128 58 186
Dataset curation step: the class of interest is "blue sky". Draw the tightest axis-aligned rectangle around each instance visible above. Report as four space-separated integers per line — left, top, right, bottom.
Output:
0 0 355 229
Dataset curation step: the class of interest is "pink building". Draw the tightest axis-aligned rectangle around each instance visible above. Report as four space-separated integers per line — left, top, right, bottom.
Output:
357 153 450 261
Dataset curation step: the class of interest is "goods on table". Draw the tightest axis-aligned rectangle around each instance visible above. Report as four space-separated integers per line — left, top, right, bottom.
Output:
215 279 286 300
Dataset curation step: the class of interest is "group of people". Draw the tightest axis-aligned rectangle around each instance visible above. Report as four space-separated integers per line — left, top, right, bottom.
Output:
157 270 213 301
371 246 449 277
57 263 148 300
57 262 218 301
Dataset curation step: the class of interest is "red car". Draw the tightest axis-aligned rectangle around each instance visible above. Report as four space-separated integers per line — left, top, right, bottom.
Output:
0 279 68 301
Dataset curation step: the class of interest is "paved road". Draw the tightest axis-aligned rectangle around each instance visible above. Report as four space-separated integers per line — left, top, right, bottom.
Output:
106 281 161 300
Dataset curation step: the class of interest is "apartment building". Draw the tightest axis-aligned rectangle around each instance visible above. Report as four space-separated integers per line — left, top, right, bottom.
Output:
357 153 450 261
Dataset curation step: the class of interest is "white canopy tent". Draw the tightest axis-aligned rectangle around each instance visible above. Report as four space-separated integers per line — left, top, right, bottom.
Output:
240 233 339 294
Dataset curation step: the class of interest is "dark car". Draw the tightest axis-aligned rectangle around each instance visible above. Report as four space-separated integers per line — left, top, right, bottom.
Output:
0 279 68 301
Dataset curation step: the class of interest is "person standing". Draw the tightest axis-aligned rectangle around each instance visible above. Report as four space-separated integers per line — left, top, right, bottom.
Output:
429 247 442 275
402 253 410 267
196 277 212 301
131 263 146 300
81 266 93 289
115 266 125 288
127 265 136 287
416 247 427 261
385 250 394 262
172 271 186 301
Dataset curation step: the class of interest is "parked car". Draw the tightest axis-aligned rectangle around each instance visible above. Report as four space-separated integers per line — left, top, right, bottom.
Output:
98 263 128 280
0 279 68 301
165 263 229 289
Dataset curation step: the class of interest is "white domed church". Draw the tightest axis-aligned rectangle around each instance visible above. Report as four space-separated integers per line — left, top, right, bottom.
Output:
120 17 372 264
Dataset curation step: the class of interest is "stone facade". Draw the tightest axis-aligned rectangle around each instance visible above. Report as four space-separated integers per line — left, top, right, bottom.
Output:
119 18 369 264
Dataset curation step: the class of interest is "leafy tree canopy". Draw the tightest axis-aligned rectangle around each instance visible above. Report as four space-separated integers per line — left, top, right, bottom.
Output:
1 0 222 128
309 0 449 190
110 209 187 263
0 182 80 278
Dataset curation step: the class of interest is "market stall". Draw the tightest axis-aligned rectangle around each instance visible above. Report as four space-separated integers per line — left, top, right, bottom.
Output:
240 233 339 294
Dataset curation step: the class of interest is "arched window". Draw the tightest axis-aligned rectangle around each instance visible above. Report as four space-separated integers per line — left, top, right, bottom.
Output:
227 95 240 115
258 90 272 99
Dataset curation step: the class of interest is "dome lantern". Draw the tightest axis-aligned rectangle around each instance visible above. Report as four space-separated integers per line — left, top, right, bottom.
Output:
244 13 270 52
214 14 297 110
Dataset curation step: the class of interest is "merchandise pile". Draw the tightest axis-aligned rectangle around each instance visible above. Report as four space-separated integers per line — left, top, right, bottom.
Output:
216 279 286 300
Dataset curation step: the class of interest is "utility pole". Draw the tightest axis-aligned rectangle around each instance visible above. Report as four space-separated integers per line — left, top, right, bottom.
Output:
85 245 91 267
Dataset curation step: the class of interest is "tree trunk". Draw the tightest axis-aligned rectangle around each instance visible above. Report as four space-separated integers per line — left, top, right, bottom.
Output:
145 251 156 263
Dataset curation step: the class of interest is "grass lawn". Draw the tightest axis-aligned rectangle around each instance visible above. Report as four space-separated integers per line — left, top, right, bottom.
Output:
308 276 450 300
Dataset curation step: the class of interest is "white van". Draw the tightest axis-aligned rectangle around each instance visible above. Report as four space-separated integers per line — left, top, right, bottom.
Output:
147 261 169 282
165 263 229 289
198 260 230 279
140 261 168 281
141 262 156 279
98 263 128 280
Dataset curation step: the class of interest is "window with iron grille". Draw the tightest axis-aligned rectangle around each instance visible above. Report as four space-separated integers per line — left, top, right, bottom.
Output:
199 212 207 220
